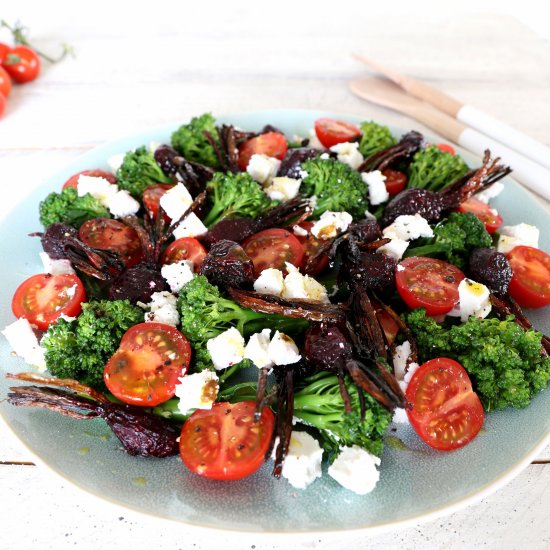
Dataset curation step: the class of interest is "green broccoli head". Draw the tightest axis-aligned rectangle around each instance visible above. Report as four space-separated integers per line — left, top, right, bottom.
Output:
42 299 144 389
202 172 274 227
405 309 550 410
39 187 110 228
407 145 470 191
293 371 392 461
358 121 397 158
116 146 172 198
300 157 369 219
171 113 220 168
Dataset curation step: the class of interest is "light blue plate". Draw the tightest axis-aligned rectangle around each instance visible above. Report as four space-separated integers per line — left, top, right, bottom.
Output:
1 110 549 535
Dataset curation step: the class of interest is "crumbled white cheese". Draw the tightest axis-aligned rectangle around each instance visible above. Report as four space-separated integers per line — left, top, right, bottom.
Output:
279 431 323 490
141 291 180 326
2 318 46 372
264 176 301 201
310 211 353 240
253 268 285 296
39 252 75 276
77 175 118 206
497 223 539 254
447 278 492 322
268 331 301 365
206 327 245 370
475 182 504 203
384 214 434 241
107 190 140 218
328 445 381 495
292 224 308 237
377 238 409 261
307 129 325 150
159 183 193 221
244 329 273 369
362 170 389 205
175 370 219 414
172 213 208 239
160 260 194 293
246 154 281 185
392 340 411 381
281 263 329 303
319 152 330 160
393 361 420 424
107 153 125 174
329 142 364 170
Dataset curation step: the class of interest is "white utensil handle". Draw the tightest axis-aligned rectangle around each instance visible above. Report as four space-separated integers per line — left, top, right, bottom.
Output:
459 128 550 201
457 105 550 170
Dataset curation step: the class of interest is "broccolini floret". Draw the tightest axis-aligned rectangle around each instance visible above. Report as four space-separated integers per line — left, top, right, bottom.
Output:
404 212 492 269
407 145 470 191
300 157 369 219
293 371 392 461
116 146 172 198
42 300 144 389
405 309 550 411
358 121 397 158
39 187 110 228
171 113 220 168
202 172 273 227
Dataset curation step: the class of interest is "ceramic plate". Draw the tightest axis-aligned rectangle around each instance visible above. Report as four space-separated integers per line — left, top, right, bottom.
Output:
1 110 549 535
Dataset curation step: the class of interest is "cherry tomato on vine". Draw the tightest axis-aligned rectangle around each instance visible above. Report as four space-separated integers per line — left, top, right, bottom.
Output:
506 246 550 308
237 132 288 171
314 118 361 148
0 66 12 97
3 45 40 84
62 169 117 190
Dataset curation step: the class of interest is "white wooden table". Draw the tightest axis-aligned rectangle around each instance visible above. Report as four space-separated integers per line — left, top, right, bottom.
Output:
1 4 549 549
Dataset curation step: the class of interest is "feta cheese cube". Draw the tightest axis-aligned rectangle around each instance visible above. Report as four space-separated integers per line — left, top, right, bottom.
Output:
383 214 434 241
292 224 308 237
175 370 219 414
206 327 245 370
159 183 193 221
268 331 301 365
448 278 492 322
107 153 125 174
377 238 409 261
264 176 301 201
141 291 180 326
392 340 411 381
246 154 281 185
362 170 389 205
172 213 208 239
310 211 353 240
77 175 118 206
281 263 329 303
497 223 539 254
329 142 364 170
244 329 273 369
475 182 504 203
253 268 285 296
39 252 75 276
2 318 46 372
160 260 194 293
279 431 323 490
327 445 381 495
107 190 140 218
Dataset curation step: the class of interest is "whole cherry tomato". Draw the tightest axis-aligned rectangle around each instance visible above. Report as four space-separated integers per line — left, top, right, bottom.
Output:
0 43 9 64
0 66 12 97
3 45 41 83
0 92 6 119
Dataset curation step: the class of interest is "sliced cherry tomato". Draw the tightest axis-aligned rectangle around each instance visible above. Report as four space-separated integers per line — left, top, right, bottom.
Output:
314 118 361 148
0 66 12 97
396 257 465 316
79 218 143 267
104 322 191 406
406 357 484 451
294 221 330 275
435 143 456 155
162 237 207 272
179 401 275 480
382 169 407 196
458 197 503 234
3 46 40 84
62 169 117 190
506 246 550 308
0 43 10 64
237 132 288 171
142 183 174 219
0 92 6 119
242 228 305 276
11 273 86 331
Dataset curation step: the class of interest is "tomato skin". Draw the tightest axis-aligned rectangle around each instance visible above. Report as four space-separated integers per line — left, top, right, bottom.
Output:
62 169 117 190
162 237 207 271
242 228 305 276
11 273 86 331
0 92 6 119
406 358 484 451
0 43 10 64
294 221 330 275
314 118 361 149
396 257 465 316
458 197 503 234
179 401 275 480
237 132 288 171
435 143 456 155
0 66 12 97
382 169 407 196
142 183 174 219
3 46 40 83
104 322 191 406
506 246 550 308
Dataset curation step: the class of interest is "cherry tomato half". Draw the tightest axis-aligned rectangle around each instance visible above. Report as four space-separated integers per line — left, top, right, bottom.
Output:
104 322 191 406
62 169 117 190
406 357 484 451
435 143 456 155
162 237 207 272
11 273 86 331
0 66 12 97
458 197 503 234
142 183 174 219
3 45 40 84
179 401 275 480
294 221 330 275
396 257 465 316
79 218 144 267
314 118 361 149
237 132 288 171
506 246 550 308
242 228 305 276
382 168 407 196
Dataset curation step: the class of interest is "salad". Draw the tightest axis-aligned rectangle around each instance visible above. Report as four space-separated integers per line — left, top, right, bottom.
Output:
3 113 550 496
